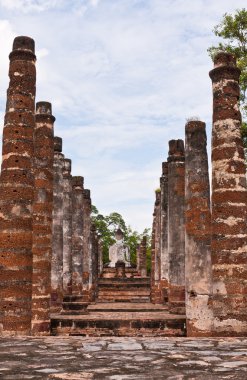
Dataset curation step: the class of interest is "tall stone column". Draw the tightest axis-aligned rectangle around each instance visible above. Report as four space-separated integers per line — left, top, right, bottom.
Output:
90 224 99 301
98 239 104 275
167 139 185 314
51 136 64 312
185 120 213 336
63 158 72 295
136 244 141 274
140 236 147 278
151 190 162 303
82 189 92 301
31 102 54 335
71 176 84 295
160 162 169 302
0 36 36 335
209 52 247 335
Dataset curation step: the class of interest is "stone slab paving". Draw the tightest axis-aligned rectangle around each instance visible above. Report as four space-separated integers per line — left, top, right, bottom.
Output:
0 336 247 379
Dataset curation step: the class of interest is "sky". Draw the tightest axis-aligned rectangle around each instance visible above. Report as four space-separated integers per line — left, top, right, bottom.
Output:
0 0 245 232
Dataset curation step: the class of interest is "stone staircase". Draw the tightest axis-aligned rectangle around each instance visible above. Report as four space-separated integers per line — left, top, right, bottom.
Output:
51 274 186 337
97 277 151 303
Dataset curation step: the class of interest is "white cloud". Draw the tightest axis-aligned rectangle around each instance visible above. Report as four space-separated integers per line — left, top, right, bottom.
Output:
0 0 245 231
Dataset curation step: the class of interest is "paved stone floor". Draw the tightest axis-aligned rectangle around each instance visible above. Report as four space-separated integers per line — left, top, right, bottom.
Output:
0 336 247 379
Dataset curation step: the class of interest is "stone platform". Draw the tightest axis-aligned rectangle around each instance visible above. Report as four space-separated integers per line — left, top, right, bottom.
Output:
51 302 186 337
52 273 186 337
1 336 247 379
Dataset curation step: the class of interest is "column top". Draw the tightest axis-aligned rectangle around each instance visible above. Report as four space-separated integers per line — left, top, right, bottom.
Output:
13 36 35 53
36 101 52 114
72 176 84 188
162 161 168 176
185 120 205 133
213 52 236 68
63 158 72 173
83 189 91 199
168 139 185 162
54 136 62 152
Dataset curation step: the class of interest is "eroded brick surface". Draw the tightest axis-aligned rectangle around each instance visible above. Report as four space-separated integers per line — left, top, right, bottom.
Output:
31 101 55 335
0 36 36 335
167 140 185 314
185 121 213 337
209 52 247 336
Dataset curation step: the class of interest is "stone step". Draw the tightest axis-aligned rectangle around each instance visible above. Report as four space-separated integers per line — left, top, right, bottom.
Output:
98 278 150 285
61 302 89 315
87 302 168 312
98 284 150 289
96 297 151 303
97 289 150 296
51 311 186 337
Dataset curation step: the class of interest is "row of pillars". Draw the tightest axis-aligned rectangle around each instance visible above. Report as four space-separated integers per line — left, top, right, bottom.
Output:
151 52 247 336
0 36 100 336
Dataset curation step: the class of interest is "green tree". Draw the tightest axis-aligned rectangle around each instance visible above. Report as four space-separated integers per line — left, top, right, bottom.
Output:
208 8 247 156
91 206 151 267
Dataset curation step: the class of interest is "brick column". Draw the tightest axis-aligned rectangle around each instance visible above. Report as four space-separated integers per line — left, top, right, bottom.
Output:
82 189 92 301
140 236 147 278
98 239 103 275
90 224 99 301
160 162 169 302
209 52 247 336
71 176 84 295
151 190 162 303
51 136 64 312
31 102 54 335
167 139 185 314
63 158 72 295
0 36 36 335
185 120 213 336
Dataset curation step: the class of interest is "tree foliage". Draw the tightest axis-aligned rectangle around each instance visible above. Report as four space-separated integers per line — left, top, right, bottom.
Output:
208 8 247 155
91 206 151 269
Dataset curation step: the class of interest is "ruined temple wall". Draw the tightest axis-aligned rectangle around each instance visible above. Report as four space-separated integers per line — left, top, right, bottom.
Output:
0 37 36 335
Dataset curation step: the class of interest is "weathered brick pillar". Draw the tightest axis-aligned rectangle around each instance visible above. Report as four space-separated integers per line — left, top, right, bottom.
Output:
185 120 213 336
98 239 103 275
51 136 64 312
90 224 99 301
63 158 72 295
151 190 162 303
71 176 84 295
160 162 169 302
150 208 156 302
82 189 93 301
167 139 185 314
0 36 36 335
140 236 147 277
31 102 54 335
136 244 141 274
209 52 247 336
